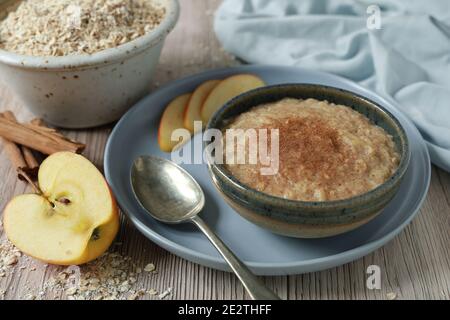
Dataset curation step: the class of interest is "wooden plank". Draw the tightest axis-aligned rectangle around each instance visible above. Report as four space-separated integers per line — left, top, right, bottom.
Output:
0 0 449 300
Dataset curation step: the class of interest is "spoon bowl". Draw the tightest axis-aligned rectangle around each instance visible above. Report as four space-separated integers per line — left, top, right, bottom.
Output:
131 156 204 224
130 155 280 300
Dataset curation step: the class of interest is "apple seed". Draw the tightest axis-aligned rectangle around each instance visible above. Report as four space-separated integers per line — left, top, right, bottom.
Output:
57 198 71 205
90 228 101 241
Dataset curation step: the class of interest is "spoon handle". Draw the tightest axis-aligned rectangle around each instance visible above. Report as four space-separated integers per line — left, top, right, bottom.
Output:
190 215 280 300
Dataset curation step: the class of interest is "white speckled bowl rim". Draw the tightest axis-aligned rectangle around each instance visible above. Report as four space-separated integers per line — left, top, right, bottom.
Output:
0 0 180 69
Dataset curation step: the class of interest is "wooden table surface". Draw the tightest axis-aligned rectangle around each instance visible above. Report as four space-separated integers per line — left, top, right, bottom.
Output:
1 0 449 300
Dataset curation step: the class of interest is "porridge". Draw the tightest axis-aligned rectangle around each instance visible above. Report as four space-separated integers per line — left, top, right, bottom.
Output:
223 98 400 202
0 0 166 56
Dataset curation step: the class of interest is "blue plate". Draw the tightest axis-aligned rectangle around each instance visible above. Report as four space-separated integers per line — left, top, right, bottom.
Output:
104 65 430 275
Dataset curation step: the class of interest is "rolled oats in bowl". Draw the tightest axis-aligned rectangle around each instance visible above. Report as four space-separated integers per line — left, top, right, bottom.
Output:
0 0 179 128
0 0 167 56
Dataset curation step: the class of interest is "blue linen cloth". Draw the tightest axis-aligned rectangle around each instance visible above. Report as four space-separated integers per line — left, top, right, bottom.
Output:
214 0 450 172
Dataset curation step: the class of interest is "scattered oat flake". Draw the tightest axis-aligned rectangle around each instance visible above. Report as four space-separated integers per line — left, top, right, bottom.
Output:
158 287 172 300
24 293 36 300
66 287 78 296
42 251 158 300
1 238 166 301
127 289 145 300
148 288 158 296
6 256 18 266
1 239 22 276
144 263 156 273
386 292 397 300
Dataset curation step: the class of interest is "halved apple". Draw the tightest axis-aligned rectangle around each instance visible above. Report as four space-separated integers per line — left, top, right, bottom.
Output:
158 93 191 152
184 79 221 133
201 74 265 123
3 152 120 266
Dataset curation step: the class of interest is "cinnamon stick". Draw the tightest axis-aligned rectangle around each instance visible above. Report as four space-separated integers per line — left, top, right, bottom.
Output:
29 118 75 141
0 112 39 180
0 116 85 155
0 116 28 181
21 145 39 171
3 112 40 176
30 118 44 126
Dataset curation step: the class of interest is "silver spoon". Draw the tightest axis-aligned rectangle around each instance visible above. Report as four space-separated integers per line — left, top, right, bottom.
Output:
131 156 280 300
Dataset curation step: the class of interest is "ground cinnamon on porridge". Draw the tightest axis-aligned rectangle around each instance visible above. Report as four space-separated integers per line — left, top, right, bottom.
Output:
224 98 400 201
0 0 167 56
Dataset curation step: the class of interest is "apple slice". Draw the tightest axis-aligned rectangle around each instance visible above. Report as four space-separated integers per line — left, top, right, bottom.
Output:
158 93 191 152
3 152 120 266
184 79 221 133
201 74 265 123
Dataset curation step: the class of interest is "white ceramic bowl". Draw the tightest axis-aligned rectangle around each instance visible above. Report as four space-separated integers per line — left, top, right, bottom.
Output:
0 0 179 128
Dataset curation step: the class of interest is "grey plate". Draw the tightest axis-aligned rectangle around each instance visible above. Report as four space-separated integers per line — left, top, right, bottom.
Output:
104 65 431 276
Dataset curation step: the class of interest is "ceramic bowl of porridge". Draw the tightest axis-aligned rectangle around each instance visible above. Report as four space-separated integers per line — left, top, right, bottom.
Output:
205 84 410 238
0 0 179 128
